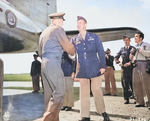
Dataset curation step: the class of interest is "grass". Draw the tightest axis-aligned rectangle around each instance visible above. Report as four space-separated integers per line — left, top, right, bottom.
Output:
4 73 32 81
4 70 122 82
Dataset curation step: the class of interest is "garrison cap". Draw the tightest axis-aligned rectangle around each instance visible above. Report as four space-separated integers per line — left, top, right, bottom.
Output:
77 16 87 23
48 12 65 21
123 35 130 40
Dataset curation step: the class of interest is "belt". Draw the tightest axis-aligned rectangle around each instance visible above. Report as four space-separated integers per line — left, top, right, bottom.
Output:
136 60 147 62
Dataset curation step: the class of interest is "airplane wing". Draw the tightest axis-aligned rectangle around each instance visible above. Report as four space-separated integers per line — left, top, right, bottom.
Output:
66 27 140 42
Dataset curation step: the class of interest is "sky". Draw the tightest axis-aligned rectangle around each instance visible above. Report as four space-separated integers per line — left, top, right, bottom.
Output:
0 0 150 74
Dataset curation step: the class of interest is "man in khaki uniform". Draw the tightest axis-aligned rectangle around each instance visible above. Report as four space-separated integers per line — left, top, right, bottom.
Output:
38 12 75 121
130 31 150 110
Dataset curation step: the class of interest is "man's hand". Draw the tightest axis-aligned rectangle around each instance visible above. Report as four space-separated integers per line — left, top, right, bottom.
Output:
124 62 131 67
71 72 75 79
100 68 105 75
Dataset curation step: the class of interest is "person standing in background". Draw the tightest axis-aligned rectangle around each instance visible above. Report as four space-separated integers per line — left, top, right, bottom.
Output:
104 48 117 96
115 35 135 104
61 51 76 111
30 54 41 93
130 31 150 109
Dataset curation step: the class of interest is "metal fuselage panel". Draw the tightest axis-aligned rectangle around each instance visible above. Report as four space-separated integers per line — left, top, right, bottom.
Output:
0 0 56 53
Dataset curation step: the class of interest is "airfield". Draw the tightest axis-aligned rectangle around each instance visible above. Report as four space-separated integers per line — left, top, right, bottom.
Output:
1 81 150 121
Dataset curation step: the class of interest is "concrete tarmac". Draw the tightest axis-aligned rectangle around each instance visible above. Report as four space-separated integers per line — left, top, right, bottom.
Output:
2 82 150 121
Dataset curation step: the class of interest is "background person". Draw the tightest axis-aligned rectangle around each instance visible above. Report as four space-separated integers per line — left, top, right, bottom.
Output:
104 48 117 96
115 35 135 104
38 12 75 121
61 51 76 111
30 54 41 93
130 31 150 109
70 16 110 121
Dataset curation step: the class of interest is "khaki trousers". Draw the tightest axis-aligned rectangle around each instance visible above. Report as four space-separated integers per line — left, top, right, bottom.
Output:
79 76 105 118
32 75 40 91
133 62 150 106
62 77 74 107
104 67 117 95
41 58 65 121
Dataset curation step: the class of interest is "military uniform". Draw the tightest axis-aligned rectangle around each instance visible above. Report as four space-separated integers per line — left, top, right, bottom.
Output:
30 55 41 92
104 54 117 95
132 42 150 107
61 51 76 109
38 12 75 121
115 45 135 102
70 31 106 118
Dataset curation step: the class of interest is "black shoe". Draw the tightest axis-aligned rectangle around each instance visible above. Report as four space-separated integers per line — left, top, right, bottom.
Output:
134 101 136 104
112 93 117 96
124 100 129 104
79 117 90 121
135 105 145 107
104 93 111 96
102 112 110 121
32 90 38 93
148 106 150 110
61 106 67 110
65 107 72 111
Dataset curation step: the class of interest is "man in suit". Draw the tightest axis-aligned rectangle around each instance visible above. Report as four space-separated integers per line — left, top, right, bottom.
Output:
30 54 41 93
70 16 110 121
38 12 75 121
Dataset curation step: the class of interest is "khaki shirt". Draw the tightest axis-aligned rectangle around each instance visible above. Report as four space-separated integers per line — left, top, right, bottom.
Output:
134 42 150 60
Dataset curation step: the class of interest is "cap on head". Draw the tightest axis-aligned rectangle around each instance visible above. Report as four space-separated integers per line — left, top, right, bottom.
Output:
106 48 110 51
123 35 130 40
49 12 65 21
77 16 87 23
33 54 38 57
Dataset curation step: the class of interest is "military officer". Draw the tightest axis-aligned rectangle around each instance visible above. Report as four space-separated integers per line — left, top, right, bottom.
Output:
61 51 76 111
38 12 75 121
130 31 150 109
115 35 135 104
70 16 110 121
30 54 41 93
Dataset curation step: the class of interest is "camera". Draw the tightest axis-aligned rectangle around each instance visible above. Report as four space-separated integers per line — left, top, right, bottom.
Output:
130 47 137 55
131 61 137 68
105 51 109 55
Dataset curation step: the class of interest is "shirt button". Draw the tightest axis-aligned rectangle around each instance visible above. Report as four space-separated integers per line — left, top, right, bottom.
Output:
84 48 86 49
83 43 85 45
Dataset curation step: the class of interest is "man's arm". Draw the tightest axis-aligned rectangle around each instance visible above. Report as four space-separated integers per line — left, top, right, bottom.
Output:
56 28 75 55
95 35 106 69
114 48 122 64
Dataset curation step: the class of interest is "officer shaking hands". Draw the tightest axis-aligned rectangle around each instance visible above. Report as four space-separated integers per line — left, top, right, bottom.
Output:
70 16 110 121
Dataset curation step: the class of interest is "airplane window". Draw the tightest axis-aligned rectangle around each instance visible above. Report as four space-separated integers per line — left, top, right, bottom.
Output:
0 8 3 12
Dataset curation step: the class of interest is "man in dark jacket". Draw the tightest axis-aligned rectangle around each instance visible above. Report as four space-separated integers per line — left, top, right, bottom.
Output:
104 48 117 96
30 54 41 93
115 35 135 104
61 51 76 111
